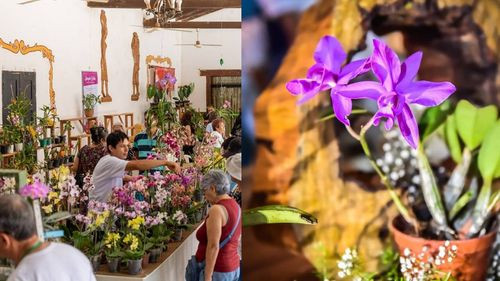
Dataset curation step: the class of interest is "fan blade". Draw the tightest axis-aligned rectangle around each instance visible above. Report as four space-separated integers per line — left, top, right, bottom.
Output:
201 44 222 46
175 44 196 46
18 0 41 4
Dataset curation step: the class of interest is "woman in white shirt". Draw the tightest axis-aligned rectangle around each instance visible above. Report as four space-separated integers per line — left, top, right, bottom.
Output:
210 118 225 148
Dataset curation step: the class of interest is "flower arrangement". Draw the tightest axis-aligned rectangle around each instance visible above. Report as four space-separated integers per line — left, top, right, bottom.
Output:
0 176 16 194
287 35 499 279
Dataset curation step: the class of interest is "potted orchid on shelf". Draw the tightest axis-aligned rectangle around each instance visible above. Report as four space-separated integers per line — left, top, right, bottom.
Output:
287 36 498 280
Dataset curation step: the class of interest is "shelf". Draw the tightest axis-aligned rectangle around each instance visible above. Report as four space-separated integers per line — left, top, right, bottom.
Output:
0 152 18 157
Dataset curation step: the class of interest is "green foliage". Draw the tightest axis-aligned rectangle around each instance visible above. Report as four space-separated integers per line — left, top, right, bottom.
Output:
444 114 462 163
83 94 101 110
418 100 452 142
242 205 318 227
455 100 497 150
175 83 195 102
478 121 500 182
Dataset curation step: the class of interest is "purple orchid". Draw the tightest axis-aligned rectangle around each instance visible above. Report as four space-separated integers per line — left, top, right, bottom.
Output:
286 35 371 126
19 181 49 200
338 39 456 148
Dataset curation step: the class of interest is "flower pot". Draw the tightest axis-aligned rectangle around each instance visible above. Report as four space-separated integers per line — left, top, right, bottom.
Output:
389 216 496 281
45 128 52 138
106 257 120 273
142 252 150 268
127 258 142 275
69 155 75 163
173 229 183 242
84 109 94 118
53 136 60 144
0 144 8 154
149 248 162 263
59 135 66 143
6 144 14 154
193 190 203 202
14 143 23 152
90 255 101 272
45 138 52 145
47 160 54 170
195 209 203 223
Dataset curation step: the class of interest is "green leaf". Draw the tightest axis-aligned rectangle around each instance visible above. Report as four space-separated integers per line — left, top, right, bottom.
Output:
418 100 452 142
243 205 318 227
455 100 498 150
443 148 471 211
444 114 462 163
449 190 474 220
478 121 500 181
416 146 452 235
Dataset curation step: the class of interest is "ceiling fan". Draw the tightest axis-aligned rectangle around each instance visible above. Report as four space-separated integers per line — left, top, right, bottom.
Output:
175 29 222 48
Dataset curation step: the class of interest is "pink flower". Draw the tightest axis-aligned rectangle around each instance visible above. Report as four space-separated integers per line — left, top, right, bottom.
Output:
19 181 49 200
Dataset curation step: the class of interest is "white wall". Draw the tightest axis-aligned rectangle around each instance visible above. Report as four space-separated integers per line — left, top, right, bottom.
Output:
0 0 182 130
180 8 241 111
0 1 241 129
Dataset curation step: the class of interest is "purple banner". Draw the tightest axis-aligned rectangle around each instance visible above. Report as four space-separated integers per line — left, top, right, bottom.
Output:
82 71 98 86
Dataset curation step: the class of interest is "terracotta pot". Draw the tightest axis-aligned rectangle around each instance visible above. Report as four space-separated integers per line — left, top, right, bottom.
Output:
84 109 94 118
389 216 496 281
142 252 150 268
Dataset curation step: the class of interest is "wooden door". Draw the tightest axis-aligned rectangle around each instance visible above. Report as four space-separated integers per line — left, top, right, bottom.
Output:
2 71 36 125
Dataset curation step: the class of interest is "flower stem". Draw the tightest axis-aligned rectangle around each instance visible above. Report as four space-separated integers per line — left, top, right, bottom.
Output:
357 118 417 230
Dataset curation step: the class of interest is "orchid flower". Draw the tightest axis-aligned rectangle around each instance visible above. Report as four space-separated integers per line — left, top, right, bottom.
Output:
338 39 456 148
286 35 370 126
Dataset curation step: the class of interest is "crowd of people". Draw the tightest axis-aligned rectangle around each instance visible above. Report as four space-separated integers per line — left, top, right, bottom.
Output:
0 110 242 281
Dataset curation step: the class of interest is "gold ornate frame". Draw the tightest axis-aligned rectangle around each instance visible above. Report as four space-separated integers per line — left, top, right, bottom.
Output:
0 38 56 110
145 55 172 68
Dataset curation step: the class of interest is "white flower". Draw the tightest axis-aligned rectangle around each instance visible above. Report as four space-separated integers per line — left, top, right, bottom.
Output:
444 240 450 247
404 248 411 257
338 271 345 278
451 245 457 252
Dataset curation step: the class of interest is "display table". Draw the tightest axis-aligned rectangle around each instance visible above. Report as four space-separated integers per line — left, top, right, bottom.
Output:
96 223 200 281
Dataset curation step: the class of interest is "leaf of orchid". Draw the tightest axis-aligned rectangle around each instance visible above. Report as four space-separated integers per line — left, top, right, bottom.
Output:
396 104 419 149
444 114 462 163
443 148 472 211
404 81 456 107
337 58 370 85
449 190 474 221
478 121 500 182
337 81 386 100
455 100 498 150
418 100 452 142
452 177 478 231
416 146 450 234
396 51 422 89
243 205 318 227
371 39 401 91
313 36 346 75
331 91 352 126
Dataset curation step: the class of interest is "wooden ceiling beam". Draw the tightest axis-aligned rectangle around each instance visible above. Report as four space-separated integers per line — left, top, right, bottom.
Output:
143 20 241 29
177 8 220 22
87 0 240 9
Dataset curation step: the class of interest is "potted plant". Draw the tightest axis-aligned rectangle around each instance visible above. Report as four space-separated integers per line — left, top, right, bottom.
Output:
60 122 73 143
103 232 122 273
83 94 101 118
175 82 194 106
122 233 153 275
167 210 188 242
286 36 498 280
146 223 172 263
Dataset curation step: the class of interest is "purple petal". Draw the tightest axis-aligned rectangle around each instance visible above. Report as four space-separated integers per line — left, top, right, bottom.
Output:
307 64 337 90
396 51 422 89
336 81 386 100
337 58 371 85
331 90 352 126
404 81 456 106
313 36 346 75
371 39 401 91
286 79 319 96
397 104 419 149
373 106 394 130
